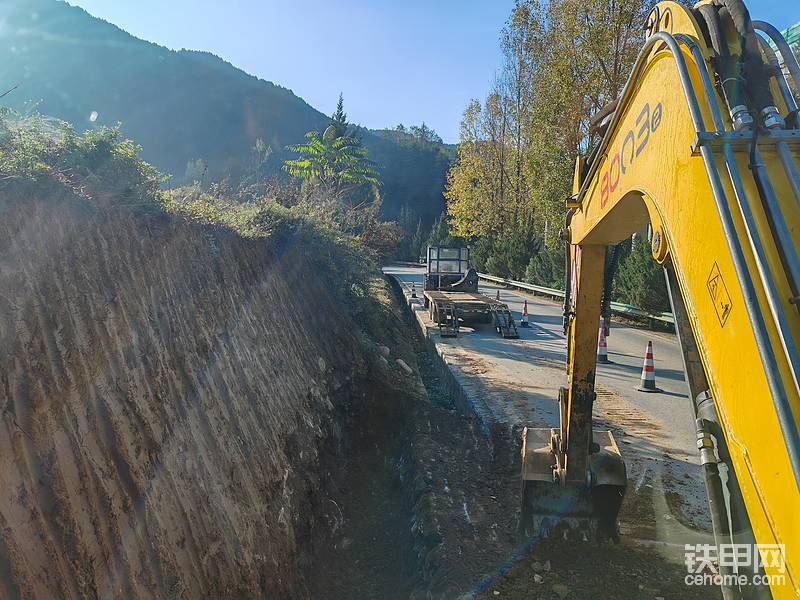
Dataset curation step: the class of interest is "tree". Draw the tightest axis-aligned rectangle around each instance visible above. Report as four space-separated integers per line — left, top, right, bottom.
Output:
425 211 465 249
613 235 670 312
395 204 422 260
445 97 512 241
246 137 273 187
409 122 443 145
484 221 540 279
409 219 425 261
444 0 663 304
283 124 380 198
331 93 348 138
525 245 565 288
284 94 381 199
184 158 208 185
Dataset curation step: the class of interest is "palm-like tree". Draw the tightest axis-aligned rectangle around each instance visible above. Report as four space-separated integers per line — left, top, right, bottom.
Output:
283 124 380 198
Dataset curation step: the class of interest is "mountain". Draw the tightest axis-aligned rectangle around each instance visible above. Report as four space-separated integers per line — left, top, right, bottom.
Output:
0 0 448 225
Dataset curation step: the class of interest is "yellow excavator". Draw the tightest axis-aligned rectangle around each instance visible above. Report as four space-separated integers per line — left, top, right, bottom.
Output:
519 1 799 598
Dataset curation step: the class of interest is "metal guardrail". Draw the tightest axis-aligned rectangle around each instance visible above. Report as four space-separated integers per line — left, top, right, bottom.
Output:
477 273 675 325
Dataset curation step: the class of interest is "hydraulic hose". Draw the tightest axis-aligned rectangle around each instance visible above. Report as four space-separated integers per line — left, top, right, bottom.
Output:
562 209 575 336
697 3 727 57
715 0 751 46
713 0 775 111
601 244 622 334
696 3 744 111
754 20 800 97
695 0 777 127
695 392 769 600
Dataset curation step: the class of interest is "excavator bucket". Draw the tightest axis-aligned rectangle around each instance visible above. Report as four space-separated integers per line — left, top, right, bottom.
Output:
519 427 626 542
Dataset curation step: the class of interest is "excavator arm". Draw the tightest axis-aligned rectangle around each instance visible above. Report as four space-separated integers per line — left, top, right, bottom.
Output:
520 2 800 597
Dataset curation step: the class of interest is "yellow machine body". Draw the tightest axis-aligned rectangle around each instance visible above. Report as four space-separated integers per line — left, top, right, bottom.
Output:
522 2 800 596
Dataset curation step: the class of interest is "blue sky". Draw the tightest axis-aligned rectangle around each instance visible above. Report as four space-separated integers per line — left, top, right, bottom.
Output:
66 0 797 144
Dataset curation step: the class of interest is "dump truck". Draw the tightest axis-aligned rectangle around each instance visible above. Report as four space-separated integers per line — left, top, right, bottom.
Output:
422 246 518 338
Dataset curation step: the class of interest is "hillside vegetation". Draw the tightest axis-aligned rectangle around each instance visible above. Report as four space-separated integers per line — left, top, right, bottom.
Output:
442 0 671 311
0 107 401 279
0 0 449 227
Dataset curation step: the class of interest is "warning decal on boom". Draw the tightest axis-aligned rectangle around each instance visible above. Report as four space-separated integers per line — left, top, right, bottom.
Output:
707 262 732 327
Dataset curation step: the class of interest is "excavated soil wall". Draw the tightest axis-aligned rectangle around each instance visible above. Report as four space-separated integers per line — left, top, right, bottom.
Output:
0 191 371 599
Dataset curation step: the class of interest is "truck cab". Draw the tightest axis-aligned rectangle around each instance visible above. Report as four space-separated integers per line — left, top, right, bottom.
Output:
423 246 479 293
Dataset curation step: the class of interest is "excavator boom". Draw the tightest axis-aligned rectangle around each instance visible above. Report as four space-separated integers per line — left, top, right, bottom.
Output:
520 2 800 597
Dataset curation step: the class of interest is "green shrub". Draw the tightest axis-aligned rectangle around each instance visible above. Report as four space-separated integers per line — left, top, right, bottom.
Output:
612 236 670 312
0 109 394 325
0 110 164 207
524 244 565 289
482 226 541 280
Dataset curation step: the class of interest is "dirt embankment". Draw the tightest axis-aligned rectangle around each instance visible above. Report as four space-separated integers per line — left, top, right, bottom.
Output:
0 192 375 599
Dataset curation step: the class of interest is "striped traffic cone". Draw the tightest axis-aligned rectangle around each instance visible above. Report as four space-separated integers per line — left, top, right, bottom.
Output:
597 326 611 363
496 289 501 301
411 282 417 298
520 300 529 327
637 341 661 392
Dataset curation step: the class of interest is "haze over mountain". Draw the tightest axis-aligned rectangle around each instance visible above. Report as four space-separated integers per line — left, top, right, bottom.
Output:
0 0 450 224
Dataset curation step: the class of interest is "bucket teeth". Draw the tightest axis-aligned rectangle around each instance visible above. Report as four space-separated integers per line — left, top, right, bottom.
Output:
520 427 627 542
519 480 625 542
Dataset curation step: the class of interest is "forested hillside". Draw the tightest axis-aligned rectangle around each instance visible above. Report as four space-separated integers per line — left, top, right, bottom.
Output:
440 2 796 311
442 0 672 311
0 0 448 225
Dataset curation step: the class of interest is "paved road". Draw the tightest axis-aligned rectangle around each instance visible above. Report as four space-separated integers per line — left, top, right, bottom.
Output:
386 265 696 455
385 265 715 547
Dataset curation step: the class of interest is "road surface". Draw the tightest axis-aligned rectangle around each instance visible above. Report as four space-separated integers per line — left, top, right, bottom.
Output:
384 264 712 544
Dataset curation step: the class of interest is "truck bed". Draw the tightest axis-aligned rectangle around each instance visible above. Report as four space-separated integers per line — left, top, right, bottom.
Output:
423 290 506 307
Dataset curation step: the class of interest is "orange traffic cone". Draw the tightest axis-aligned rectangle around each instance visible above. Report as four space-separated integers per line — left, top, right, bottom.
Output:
411 282 417 298
597 326 611 363
496 289 501 301
637 341 661 392
520 299 529 327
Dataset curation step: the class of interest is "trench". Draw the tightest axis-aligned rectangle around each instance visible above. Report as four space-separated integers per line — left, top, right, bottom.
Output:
303 300 439 598
303 278 723 600
305 375 419 600
302 277 542 599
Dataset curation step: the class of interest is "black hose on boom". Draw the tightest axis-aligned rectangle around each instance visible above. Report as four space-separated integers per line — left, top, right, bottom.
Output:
717 0 775 111
601 245 622 335
694 0 777 125
562 210 575 336
696 3 744 111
